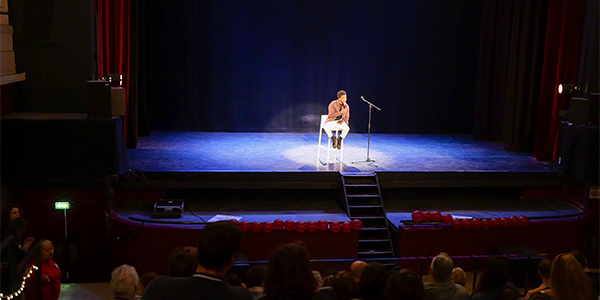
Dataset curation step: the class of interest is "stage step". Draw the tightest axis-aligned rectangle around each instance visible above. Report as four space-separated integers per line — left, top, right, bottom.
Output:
341 172 395 261
344 184 378 187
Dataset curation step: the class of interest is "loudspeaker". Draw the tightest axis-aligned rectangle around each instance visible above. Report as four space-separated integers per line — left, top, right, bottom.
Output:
569 95 599 126
153 199 184 219
559 121 599 181
87 80 112 119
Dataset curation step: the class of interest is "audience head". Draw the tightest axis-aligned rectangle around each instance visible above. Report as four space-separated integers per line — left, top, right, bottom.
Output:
550 253 596 300
333 271 358 300
39 239 54 260
139 272 158 292
322 274 335 287
324 268 340 278
110 264 139 299
430 252 454 281
168 246 199 277
197 221 242 273
263 242 316 300
538 258 552 281
244 265 267 288
569 250 589 271
385 268 425 300
359 262 389 300
8 217 28 240
3 205 22 224
451 267 467 287
225 272 245 287
350 260 367 282
473 257 512 294
313 271 323 288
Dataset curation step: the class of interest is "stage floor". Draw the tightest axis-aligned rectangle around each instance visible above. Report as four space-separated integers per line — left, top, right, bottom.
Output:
128 132 551 173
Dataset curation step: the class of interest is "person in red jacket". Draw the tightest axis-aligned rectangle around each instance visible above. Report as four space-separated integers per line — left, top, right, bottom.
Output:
26 239 61 300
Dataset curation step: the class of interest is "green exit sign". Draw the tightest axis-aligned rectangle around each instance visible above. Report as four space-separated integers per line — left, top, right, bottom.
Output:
55 202 70 210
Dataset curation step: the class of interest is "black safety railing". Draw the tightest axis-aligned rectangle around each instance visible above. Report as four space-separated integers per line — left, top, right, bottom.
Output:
234 253 548 293
1 235 42 300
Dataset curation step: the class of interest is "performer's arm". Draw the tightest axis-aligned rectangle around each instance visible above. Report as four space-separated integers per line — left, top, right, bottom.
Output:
345 105 350 125
328 101 343 121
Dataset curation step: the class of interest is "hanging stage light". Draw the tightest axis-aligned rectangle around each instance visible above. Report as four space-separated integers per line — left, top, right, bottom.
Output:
558 83 578 95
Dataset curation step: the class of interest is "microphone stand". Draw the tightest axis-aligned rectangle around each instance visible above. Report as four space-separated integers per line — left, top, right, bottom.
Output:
352 96 381 167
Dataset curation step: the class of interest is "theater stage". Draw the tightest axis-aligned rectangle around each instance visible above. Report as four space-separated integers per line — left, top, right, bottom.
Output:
127 132 550 173
110 132 587 275
116 131 579 229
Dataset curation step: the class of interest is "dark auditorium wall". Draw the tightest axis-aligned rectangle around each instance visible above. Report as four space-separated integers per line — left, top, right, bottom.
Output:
139 1 482 133
9 0 96 113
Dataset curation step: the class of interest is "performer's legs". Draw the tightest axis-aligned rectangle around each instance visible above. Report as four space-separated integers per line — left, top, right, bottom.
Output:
325 122 350 149
323 123 334 138
323 122 338 149
339 123 350 139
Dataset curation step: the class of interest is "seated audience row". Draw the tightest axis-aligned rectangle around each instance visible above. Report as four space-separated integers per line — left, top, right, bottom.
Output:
113 220 597 300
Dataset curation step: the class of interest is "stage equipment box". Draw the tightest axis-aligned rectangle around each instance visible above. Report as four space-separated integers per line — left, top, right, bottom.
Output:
153 200 184 219
87 81 127 119
569 95 599 127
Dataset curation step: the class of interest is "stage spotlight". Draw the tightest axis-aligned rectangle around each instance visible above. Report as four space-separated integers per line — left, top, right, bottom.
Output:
103 74 122 87
558 83 577 95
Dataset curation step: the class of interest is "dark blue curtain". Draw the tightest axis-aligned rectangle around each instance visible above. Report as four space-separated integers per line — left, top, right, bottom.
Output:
139 1 481 133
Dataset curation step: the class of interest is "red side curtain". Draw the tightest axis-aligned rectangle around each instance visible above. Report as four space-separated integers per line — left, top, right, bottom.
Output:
96 0 130 141
534 0 587 161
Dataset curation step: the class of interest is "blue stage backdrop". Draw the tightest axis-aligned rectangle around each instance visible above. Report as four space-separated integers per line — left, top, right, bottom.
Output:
139 1 482 133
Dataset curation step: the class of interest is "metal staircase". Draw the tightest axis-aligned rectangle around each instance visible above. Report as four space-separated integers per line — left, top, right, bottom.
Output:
341 172 395 261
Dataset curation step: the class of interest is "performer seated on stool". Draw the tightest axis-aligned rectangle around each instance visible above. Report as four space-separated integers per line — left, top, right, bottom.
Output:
325 90 350 150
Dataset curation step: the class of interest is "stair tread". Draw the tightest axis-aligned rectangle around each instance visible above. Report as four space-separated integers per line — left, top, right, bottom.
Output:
349 205 382 208
358 251 394 254
359 227 387 231
353 216 385 219
344 184 378 187
359 239 391 243
346 195 380 197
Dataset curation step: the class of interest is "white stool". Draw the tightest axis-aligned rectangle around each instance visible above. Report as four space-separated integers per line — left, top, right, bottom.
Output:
317 115 343 163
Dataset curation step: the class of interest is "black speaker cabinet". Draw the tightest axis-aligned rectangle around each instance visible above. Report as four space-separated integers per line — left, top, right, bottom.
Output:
569 94 599 126
559 121 599 182
87 80 112 119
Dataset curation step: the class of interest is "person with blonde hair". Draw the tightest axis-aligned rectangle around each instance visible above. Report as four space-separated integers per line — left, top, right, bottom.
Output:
450 267 467 287
110 264 140 300
545 253 596 300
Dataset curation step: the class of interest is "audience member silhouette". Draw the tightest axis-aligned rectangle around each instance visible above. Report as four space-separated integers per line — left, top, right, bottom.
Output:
529 253 597 300
385 268 425 300
569 250 599 295
423 252 470 300
139 272 158 294
25 240 62 300
261 242 327 300
331 271 358 300
350 260 367 283
168 246 199 277
451 267 467 287
471 257 520 300
110 264 141 300
141 221 252 300
358 262 389 300
1 205 23 239
522 258 552 299
244 266 266 300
